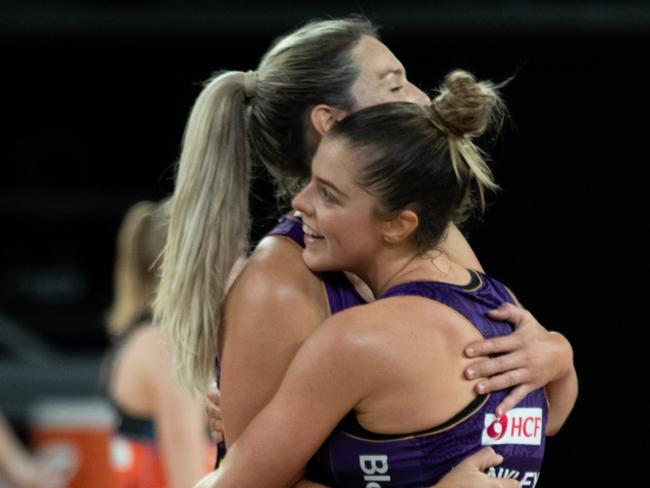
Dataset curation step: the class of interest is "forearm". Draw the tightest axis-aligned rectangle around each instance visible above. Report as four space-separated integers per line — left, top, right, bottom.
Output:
466 305 578 417
544 362 578 436
197 411 312 488
158 410 207 488
0 414 30 473
220 348 297 444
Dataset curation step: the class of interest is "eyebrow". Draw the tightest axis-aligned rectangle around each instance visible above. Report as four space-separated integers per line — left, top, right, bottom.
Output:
316 176 350 200
378 67 404 80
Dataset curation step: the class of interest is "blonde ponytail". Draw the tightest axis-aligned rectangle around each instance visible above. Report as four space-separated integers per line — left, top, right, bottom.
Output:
156 18 379 394
155 71 251 394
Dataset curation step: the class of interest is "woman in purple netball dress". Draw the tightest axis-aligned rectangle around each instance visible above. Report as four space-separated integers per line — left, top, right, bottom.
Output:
195 70 577 488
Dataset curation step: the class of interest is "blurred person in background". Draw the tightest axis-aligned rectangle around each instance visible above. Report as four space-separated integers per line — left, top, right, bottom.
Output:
104 200 215 488
0 411 70 488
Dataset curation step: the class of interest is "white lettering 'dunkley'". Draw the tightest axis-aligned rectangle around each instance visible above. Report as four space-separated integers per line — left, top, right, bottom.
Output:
359 455 391 488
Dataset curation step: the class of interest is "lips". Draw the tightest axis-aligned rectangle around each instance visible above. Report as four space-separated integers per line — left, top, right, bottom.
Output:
302 223 324 240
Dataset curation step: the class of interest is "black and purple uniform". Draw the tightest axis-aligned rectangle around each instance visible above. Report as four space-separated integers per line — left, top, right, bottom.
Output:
306 269 548 488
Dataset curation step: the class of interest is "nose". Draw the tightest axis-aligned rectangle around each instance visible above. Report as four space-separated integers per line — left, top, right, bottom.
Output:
405 81 431 106
292 181 313 216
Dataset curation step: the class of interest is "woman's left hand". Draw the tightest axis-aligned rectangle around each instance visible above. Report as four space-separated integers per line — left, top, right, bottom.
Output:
463 303 574 416
206 383 224 443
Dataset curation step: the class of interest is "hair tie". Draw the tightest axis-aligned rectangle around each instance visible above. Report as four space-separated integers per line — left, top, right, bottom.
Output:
244 70 258 99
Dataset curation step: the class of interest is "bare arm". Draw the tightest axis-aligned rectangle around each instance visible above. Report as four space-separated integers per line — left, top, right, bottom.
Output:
0 413 70 488
542 337 578 436
206 313 375 488
143 328 208 488
219 237 329 446
438 226 577 417
196 447 519 488
464 303 577 420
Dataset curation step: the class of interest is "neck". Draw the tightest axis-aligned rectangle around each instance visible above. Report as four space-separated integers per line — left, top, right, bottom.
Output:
355 247 465 298
355 245 422 297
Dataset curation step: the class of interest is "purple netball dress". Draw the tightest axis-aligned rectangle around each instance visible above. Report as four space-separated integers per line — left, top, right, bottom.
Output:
305 270 548 488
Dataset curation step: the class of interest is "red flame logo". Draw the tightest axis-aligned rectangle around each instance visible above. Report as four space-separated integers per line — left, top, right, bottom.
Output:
486 414 508 440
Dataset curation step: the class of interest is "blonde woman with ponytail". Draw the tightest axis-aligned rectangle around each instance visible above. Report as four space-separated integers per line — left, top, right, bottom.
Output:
195 70 576 488
156 16 575 487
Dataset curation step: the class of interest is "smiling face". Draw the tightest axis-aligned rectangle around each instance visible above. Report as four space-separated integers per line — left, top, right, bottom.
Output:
291 36 433 275
349 36 431 109
291 136 383 275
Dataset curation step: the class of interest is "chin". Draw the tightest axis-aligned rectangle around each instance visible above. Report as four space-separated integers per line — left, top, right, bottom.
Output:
302 249 334 273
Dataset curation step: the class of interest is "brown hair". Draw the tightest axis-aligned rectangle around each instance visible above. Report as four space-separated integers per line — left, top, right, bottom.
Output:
331 69 505 252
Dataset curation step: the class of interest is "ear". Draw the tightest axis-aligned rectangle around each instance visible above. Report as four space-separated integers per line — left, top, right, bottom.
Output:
382 210 419 245
310 104 348 136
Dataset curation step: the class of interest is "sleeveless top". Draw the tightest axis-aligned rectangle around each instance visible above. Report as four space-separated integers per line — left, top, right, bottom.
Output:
305 271 548 487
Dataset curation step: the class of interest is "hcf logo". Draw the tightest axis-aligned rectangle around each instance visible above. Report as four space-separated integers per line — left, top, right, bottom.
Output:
481 408 543 446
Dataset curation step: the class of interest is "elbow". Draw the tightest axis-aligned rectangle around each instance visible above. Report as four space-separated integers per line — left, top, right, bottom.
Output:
545 419 564 437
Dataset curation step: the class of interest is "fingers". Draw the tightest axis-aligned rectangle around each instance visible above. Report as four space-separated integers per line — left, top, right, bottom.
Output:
207 382 221 405
487 303 532 331
494 384 531 417
495 479 521 488
465 349 527 380
205 398 221 418
459 447 503 471
472 367 530 394
205 394 224 443
208 416 224 443
208 420 223 444
487 303 523 320
465 335 523 359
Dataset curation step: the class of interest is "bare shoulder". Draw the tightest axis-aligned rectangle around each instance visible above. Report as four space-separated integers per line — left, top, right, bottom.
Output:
122 324 173 372
111 323 172 411
319 296 483 352
121 323 163 357
246 234 322 292
227 235 327 320
222 235 329 353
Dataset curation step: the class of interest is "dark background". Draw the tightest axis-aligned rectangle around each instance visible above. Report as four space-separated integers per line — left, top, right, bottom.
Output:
1 1 649 486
